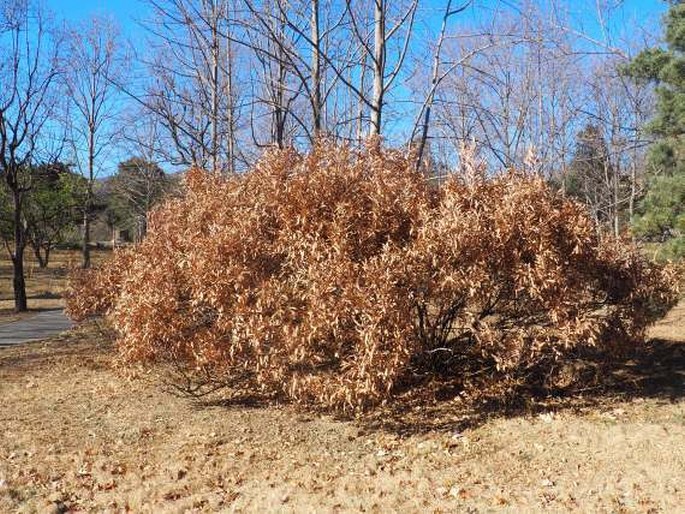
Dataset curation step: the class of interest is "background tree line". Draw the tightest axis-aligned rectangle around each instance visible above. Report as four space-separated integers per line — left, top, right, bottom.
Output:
0 0 682 312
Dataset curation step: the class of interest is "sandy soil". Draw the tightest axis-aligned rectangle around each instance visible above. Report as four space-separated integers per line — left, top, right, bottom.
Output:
1 301 684 513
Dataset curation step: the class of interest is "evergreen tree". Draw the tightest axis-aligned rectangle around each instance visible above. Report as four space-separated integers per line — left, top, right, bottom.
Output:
0 164 82 268
567 124 618 229
23 163 82 268
624 2 685 258
109 158 170 242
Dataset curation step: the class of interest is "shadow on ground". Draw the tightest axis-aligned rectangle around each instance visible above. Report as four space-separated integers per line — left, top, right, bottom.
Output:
0 293 63 302
605 338 685 400
5 316 683 438
187 336 685 437
357 337 685 436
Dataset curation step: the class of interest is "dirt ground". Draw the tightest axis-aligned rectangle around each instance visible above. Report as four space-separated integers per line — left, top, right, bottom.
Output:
0 249 111 322
0 301 684 513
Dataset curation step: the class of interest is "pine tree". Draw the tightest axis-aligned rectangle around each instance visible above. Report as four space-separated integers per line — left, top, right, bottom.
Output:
624 2 685 258
567 124 619 230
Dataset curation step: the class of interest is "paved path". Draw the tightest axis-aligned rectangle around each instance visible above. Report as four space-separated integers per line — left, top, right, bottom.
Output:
0 310 73 348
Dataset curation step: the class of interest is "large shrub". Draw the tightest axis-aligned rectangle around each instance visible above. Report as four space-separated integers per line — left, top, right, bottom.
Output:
66 143 680 413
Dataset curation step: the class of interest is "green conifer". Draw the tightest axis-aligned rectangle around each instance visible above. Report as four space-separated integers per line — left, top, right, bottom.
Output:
624 2 685 258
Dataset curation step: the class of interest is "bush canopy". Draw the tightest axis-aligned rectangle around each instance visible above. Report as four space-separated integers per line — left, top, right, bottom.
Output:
66 143 680 413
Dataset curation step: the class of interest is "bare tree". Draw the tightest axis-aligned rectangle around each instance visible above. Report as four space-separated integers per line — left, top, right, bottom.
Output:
245 0 419 141
138 0 242 172
245 0 300 149
351 0 417 136
242 0 327 148
365 0 417 135
311 0 322 137
63 16 123 268
411 1 487 171
0 1 62 311
430 3 590 176
574 58 653 236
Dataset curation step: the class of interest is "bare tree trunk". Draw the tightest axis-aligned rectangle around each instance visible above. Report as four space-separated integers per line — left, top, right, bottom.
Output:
82 122 95 269
84 123 94 268
371 0 385 136
211 4 220 174
357 51 367 143
82 208 91 268
226 4 236 174
415 0 456 170
613 164 620 237
12 191 28 312
32 243 47 269
137 214 148 243
415 98 433 170
629 157 637 222
274 7 287 148
311 0 322 138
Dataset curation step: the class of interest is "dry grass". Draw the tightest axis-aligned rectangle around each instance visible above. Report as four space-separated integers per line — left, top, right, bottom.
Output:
0 249 111 321
649 298 685 342
0 311 37 324
0 305 684 513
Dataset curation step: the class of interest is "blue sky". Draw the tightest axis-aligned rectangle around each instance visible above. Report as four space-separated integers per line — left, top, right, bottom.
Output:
47 0 667 40
43 0 669 174
46 0 143 26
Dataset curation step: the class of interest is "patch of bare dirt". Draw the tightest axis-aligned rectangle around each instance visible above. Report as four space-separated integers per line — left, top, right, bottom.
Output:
0 305 684 513
0 249 111 313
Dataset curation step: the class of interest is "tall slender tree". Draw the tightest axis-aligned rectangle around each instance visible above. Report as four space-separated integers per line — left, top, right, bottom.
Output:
63 16 123 268
141 0 241 172
0 1 62 311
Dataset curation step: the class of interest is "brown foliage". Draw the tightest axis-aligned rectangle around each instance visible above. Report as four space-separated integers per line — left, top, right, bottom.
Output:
65 142 680 413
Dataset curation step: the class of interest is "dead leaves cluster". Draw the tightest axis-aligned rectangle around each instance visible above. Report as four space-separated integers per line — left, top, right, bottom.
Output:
65 142 679 413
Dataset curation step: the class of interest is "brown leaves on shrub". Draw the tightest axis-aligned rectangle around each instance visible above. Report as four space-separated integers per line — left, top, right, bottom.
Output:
65 142 680 413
